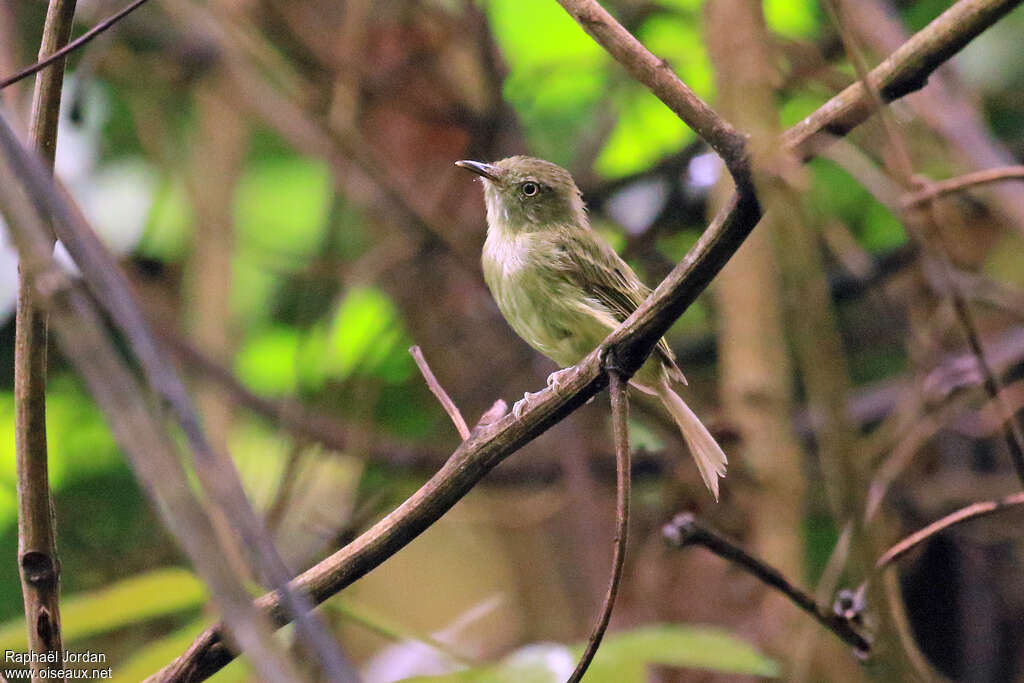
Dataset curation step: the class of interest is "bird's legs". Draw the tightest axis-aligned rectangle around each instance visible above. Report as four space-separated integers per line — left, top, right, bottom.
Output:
546 367 574 391
512 391 538 419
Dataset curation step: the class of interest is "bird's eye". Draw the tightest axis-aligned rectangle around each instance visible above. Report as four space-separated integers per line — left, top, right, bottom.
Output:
521 181 539 197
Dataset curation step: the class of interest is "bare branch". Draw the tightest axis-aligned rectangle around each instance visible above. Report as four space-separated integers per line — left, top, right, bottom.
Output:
15 2 77 678
663 513 871 654
0 113 303 683
410 345 470 440
901 166 1024 206
148 1 1020 679
554 0 752 191
568 368 631 682
0 0 153 90
875 492 1024 569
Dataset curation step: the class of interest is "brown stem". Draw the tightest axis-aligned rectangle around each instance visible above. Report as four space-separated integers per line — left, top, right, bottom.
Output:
553 0 752 192
0 114 303 683
663 513 871 653
410 345 471 440
15 2 76 679
147 1 1020 679
3 89 354 681
0 0 153 89
567 369 631 683
901 166 1024 206
874 491 1024 569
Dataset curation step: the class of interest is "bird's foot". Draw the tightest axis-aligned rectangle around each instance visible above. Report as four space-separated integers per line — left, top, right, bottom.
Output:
512 391 538 420
546 367 574 391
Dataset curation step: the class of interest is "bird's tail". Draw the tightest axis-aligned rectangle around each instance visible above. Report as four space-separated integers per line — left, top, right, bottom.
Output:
656 382 728 501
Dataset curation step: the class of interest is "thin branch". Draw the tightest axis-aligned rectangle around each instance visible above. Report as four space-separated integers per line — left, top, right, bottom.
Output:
554 0 752 191
0 0 153 90
1 105 355 681
0 114 303 683
901 166 1024 207
874 491 1024 569
149 1 1020 679
568 368 631 683
410 345 470 440
662 513 871 653
15 2 77 679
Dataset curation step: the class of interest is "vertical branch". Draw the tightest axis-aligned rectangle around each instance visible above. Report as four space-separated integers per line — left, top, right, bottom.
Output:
568 369 631 683
15 2 76 679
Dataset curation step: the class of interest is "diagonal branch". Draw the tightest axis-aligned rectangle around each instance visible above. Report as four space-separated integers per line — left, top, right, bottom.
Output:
663 513 870 653
410 345 471 440
0 0 154 90
148 0 1022 679
554 0 753 192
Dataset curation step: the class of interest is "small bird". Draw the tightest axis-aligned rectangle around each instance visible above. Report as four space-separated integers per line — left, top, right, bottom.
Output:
456 156 728 499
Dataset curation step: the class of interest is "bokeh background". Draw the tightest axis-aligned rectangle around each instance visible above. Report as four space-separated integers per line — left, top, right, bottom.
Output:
2 0 1024 680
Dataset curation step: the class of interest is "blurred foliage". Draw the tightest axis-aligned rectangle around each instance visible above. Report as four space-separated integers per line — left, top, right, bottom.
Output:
2 0 1023 680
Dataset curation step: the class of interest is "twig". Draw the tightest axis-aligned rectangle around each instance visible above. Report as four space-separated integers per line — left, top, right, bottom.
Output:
0 0 153 90
662 513 871 653
554 0 752 192
874 491 1024 569
149 1 1019 679
410 346 470 440
15 2 76 679
901 166 1024 207
0 103 355 681
568 369 631 683
0 113 303 683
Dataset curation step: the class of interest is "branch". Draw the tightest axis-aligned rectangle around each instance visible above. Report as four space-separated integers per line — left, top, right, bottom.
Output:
150 1 1020 679
568 367 631 682
15 2 77 679
0 0 154 90
410 346 470 440
663 513 871 654
554 0 753 192
901 166 1024 207
1 98 355 681
0 114 303 683
875 491 1024 569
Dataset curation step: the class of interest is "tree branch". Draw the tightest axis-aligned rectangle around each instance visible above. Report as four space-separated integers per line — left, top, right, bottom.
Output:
410 345 470 440
875 491 1024 569
0 114 303 683
148 1 1021 679
663 513 871 653
15 2 76 678
901 166 1024 207
568 367 631 683
0 0 153 90
554 0 752 192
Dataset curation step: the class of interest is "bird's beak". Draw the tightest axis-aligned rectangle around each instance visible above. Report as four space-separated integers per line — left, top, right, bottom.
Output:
455 160 501 182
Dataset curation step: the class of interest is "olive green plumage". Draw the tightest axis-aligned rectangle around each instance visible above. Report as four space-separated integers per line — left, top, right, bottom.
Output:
457 155 727 499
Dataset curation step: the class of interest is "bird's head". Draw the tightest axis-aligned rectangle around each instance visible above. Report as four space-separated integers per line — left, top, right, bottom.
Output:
456 156 586 233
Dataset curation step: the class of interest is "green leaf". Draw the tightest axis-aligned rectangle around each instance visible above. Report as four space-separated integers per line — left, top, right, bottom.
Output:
325 287 412 382
580 623 779 680
234 157 331 258
235 325 302 396
596 91 695 178
764 0 819 38
403 623 777 682
112 618 250 683
0 568 205 650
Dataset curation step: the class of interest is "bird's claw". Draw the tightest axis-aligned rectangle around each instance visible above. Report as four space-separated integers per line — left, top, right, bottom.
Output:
546 367 573 391
512 391 536 420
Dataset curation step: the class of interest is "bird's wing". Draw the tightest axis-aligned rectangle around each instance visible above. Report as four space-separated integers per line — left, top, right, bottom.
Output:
552 228 686 383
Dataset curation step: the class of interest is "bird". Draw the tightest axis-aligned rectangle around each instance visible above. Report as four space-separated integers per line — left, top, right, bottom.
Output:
455 155 728 499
